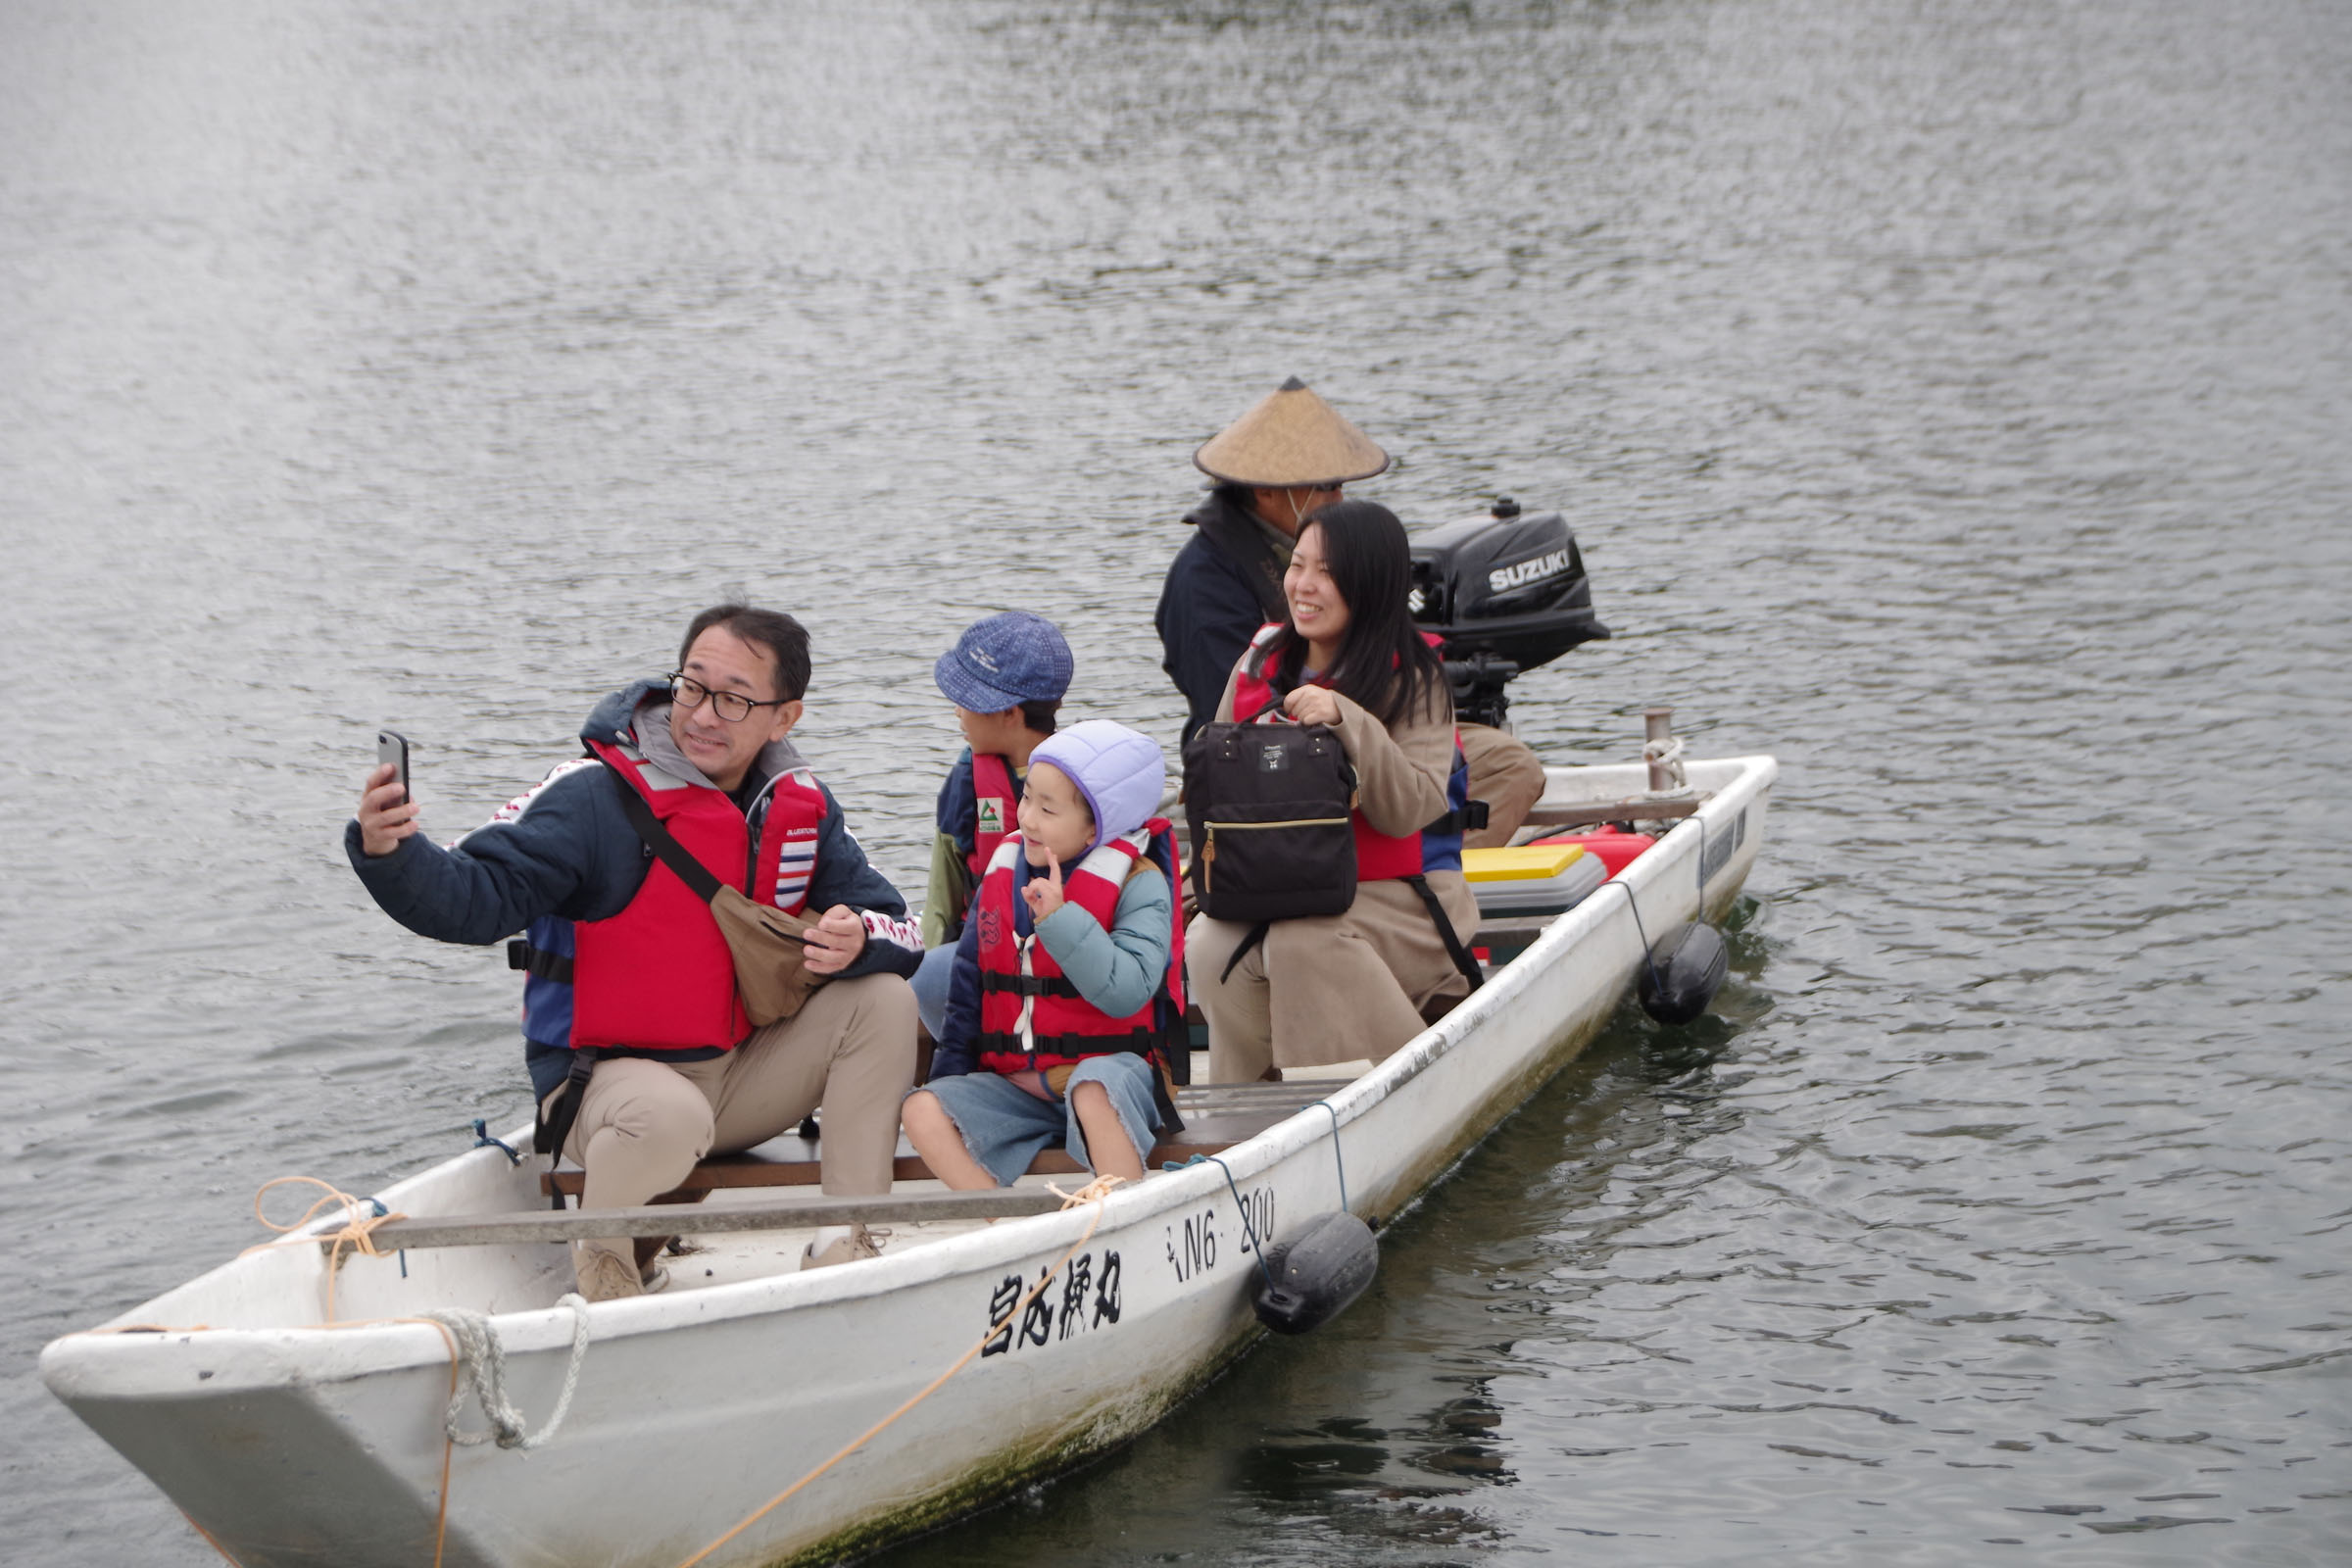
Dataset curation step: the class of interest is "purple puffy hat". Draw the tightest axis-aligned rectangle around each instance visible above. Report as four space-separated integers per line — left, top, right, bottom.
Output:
1028 720 1166 854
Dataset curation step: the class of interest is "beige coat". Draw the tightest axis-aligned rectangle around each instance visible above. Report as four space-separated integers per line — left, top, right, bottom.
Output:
1187 650 1481 1079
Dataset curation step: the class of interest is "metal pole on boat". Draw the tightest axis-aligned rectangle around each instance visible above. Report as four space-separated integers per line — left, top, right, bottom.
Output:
1643 707 1676 793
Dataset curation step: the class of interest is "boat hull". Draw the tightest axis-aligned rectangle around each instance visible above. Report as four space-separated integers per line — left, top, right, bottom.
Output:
43 755 1775 1568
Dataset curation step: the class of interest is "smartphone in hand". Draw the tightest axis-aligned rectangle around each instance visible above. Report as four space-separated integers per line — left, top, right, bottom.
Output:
376 730 411 806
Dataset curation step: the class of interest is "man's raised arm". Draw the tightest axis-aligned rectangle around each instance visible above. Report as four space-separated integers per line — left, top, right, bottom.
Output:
345 760 609 947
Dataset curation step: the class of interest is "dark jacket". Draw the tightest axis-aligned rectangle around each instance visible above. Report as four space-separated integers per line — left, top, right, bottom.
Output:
346 680 922 1100
1153 488 1291 743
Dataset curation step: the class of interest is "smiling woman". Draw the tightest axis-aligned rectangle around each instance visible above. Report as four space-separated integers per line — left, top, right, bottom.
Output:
1187 502 1484 1083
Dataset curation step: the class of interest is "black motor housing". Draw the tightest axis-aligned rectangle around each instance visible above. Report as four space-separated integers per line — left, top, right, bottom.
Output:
1252 1210 1380 1336
1408 501 1610 727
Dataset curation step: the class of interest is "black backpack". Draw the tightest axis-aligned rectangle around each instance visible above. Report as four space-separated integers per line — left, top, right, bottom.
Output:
1183 715 1490 996
1182 717 1358 923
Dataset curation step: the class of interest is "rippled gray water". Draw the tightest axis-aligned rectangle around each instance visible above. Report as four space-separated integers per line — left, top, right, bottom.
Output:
4 0 2348 1561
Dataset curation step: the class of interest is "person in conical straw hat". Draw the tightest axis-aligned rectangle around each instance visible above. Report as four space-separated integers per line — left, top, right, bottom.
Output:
1153 377 1390 744
1152 376 1547 857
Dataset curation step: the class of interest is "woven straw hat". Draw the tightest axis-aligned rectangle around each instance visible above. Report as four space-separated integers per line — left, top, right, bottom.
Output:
1193 377 1391 488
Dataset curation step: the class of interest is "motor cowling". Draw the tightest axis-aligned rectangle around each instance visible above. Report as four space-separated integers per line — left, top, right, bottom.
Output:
1408 501 1610 728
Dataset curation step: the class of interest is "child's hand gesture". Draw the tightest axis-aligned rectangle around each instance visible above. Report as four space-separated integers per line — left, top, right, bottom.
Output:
1022 848 1066 922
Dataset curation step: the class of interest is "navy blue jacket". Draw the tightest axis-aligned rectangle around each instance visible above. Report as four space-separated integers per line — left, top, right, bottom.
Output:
1153 489 1291 743
347 681 922 1101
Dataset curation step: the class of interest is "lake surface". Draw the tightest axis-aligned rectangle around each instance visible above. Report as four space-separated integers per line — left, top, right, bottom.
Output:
3 0 2347 1561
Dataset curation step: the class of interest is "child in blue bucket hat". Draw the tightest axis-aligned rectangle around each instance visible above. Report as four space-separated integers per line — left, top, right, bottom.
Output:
902 719 1187 1187
912 612 1076 1040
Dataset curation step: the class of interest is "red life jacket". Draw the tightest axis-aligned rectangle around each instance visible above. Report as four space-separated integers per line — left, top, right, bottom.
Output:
566 736 829 1052
962 752 1018 880
1228 623 1438 882
971 822 1186 1075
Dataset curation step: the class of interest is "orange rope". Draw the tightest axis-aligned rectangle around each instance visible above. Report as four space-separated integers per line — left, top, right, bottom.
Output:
132 1314 465 1566
669 1177 1127 1568
400 1314 465 1568
246 1176 409 1323
76 1182 460 1566
102 1173 1111 1568
248 1175 449 1560
229 1178 455 1562
180 1509 242 1564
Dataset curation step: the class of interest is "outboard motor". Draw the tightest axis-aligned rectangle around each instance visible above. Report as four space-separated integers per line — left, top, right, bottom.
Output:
1407 498 1610 729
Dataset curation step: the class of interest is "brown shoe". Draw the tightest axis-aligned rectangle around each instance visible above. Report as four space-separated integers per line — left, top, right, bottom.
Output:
573 1243 643 1301
800 1226 890 1271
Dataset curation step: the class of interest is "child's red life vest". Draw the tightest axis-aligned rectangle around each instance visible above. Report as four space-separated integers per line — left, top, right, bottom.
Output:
567 736 828 1053
971 822 1185 1075
962 752 1018 880
1228 623 1450 882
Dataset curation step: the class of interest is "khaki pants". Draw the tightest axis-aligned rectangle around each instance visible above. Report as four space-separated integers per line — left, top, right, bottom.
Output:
1459 723 1547 850
1188 877 1478 1082
560 973 916 1276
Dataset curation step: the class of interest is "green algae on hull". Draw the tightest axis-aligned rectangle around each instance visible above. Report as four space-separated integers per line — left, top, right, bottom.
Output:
757 1315 1265 1568
760 953 1642 1567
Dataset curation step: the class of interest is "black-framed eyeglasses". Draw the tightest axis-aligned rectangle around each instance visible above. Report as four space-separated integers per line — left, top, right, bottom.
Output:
667 673 790 723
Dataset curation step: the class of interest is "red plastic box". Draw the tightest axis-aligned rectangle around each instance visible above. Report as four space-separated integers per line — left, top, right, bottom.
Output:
1528 825 1654 877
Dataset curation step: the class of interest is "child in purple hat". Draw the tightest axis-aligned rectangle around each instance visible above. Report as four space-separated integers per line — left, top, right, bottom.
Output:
902 719 1187 1188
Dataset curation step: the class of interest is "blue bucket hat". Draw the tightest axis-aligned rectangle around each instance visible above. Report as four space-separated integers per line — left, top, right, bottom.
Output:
933 612 1075 713
1030 720 1167 855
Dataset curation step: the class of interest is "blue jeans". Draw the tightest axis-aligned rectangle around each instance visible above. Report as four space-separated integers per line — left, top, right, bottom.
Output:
916 1054 1161 1186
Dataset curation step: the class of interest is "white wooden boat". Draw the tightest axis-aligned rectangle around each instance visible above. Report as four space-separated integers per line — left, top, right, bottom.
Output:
40 752 1775 1568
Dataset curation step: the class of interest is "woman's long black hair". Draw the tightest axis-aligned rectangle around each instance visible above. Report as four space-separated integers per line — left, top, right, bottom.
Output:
1273 499 1446 729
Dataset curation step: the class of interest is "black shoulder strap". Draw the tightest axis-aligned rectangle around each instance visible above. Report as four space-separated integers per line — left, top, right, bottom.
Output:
1218 920 1272 985
1423 801 1491 836
533 1046 600 1208
1146 1038 1187 1137
1404 874 1485 993
601 760 723 904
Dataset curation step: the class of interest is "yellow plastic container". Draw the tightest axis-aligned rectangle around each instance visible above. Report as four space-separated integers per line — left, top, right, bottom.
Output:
1460 845 1587 882
1461 843 1605 914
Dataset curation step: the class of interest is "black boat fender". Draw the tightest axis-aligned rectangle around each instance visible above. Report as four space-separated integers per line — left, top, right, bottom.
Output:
1251 1209 1380 1336
1639 920 1729 1025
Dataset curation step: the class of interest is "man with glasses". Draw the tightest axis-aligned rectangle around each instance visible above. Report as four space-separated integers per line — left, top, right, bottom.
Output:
349 604 922 1299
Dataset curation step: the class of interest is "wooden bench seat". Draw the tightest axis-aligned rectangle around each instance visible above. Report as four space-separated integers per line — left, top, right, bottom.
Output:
533 919 1569 1204
539 1081 1340 1200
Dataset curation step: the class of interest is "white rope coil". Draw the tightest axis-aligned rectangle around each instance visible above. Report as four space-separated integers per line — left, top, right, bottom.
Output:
422 1294 592 1451
1642 733 1689 792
